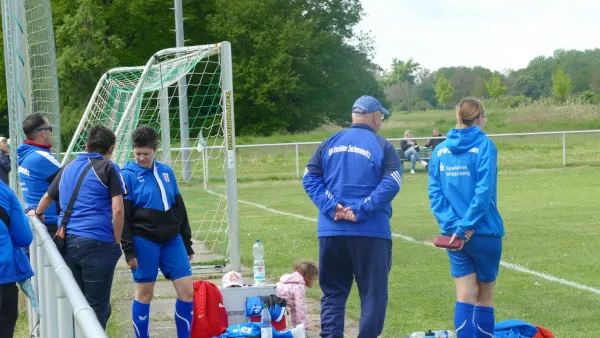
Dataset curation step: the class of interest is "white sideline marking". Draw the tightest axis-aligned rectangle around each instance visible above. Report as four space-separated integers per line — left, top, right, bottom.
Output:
205 190 600 296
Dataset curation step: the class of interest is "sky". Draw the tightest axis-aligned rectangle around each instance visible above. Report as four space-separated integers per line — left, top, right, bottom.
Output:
354 0 599 72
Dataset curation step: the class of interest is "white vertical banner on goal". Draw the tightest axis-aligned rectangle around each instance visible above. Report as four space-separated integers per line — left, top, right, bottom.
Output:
224 90 236 169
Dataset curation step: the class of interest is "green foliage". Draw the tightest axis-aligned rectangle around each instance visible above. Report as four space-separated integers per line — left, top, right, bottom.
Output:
53 0 124 145
434 74 453 109
485 73 507 99
206 0 384 135
552 65 572 103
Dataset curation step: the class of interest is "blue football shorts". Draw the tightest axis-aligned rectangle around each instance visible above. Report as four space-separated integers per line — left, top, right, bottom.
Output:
131 234 192 283
446 235 502 283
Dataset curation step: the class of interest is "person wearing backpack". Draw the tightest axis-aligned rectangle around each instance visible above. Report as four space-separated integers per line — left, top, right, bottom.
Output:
0 180 34 337
120 126 195 338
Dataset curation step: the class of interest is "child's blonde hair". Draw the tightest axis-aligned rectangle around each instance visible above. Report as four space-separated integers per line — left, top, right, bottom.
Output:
293 260 319 285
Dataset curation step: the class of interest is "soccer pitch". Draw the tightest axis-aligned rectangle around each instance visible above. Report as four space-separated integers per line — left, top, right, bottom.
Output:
180 163 600 337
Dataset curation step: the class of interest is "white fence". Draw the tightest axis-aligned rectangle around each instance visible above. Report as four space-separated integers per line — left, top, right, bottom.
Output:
28 216 107 338
234 129 600 178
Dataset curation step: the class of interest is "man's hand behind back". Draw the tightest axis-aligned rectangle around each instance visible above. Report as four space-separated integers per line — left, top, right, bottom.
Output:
334 203 356 222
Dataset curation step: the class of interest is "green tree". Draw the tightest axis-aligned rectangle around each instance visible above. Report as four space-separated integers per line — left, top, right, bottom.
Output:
206 0 384 135
485 74 507 99
53 0 124 144
552 65 572 103
388 58 420 111
435 74 453 109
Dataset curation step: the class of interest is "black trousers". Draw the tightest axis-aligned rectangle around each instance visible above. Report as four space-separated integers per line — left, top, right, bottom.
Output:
0 282 19 338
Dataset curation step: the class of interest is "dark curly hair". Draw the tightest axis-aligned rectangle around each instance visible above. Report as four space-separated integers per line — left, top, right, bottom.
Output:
86 125 116 155
131 125 159 150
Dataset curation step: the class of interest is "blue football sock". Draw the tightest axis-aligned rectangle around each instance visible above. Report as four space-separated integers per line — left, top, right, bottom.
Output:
474 306 495 338
175 298 194 338
454 302 475 338
132 300 150 338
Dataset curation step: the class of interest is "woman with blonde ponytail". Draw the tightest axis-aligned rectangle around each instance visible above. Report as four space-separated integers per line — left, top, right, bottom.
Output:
427 98 504 338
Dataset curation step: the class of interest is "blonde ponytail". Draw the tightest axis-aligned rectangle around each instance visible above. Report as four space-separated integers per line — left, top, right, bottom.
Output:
455 98 484 129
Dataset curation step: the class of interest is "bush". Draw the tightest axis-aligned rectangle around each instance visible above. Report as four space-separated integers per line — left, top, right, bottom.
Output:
484 95 532 108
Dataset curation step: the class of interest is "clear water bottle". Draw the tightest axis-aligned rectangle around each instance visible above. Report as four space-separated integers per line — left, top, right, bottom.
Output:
253 239 266 285
260 303 273 338
433 330 455 337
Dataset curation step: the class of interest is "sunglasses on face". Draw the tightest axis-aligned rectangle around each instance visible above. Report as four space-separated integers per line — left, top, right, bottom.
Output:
37 126 53 132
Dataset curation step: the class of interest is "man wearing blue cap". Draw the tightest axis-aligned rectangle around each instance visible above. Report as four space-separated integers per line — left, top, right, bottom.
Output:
302 95 402 338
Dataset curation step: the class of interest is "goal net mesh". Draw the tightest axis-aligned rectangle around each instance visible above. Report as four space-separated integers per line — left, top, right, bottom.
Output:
63 45 231 262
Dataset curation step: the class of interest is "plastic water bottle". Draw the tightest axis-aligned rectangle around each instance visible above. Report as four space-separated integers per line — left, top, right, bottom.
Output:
433 330 455 337
253 239 266 285
260 303 273 338
409 332 425 338
425 330 436 337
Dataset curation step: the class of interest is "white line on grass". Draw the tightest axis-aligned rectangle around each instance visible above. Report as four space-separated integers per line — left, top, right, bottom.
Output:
206 190 600 295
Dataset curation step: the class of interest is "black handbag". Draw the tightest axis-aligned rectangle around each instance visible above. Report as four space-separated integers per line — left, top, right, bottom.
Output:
53 163 93 253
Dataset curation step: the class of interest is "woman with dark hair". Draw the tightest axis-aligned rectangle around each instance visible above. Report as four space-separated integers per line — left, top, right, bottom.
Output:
35 124 126 329
120 125 194 338
428 98 504 338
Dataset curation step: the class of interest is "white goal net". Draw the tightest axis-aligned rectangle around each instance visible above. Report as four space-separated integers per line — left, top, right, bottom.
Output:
63 43 240 269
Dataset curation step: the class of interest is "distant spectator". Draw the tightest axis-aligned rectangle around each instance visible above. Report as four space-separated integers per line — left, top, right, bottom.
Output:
0 180 34 336
400 130 427 174
0 137 10 185
18 113 61 236
35 125 126 330
425 128 446 150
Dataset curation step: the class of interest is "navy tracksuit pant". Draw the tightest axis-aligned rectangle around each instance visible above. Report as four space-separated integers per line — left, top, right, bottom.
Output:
319 236 392 338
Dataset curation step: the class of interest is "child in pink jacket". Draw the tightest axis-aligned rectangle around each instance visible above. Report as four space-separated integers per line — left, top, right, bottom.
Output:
276 261 319 328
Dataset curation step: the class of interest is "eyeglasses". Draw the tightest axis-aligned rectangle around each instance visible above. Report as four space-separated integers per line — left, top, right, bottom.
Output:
37 126 53 132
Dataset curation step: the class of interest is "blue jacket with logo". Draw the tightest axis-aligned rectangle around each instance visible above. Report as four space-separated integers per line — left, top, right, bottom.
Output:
0 181 34 284
302 124 402 239
121 160 194 261
427 126 504 239
17 143 61 225
47 153 127 243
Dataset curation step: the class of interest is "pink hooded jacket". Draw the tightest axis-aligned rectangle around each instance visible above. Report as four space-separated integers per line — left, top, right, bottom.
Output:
276 271 308 328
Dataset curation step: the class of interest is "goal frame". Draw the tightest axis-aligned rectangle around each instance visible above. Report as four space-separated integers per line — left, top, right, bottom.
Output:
62 42 241 272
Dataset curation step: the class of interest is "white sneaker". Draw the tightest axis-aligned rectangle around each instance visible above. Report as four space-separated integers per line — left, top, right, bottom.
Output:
420 160 428 166
411 169 415 174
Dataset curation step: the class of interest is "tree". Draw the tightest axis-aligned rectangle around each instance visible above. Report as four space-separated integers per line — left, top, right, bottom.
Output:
53 0 124 144
485 74 507 99
435 74 453 109
389 58 420 111
206 0 384 135
552 65 572 103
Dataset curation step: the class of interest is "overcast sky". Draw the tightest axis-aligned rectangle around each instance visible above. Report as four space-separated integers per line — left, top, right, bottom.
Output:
354 0 599 72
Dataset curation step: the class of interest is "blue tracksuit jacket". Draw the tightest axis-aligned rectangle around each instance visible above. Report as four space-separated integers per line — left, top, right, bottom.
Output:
0 181 34 284
120 160 194 261
302 124 402 239
428 126 504 240
17 143 61 225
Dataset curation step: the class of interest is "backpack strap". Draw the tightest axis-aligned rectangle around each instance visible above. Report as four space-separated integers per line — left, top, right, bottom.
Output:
0 205 9 230
60 162 93 228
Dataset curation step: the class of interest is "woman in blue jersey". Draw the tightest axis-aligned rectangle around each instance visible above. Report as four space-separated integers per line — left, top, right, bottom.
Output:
427 98 504 338
120 126 195 338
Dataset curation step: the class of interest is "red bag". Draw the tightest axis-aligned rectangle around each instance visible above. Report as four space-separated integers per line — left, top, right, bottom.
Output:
190 280 228 338
433 235 462 249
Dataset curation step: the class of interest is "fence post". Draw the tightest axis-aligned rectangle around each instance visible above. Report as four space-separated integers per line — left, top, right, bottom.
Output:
44 254 58 338
295 143 299 178
35 232 47 337
56 273 74 338
29 233 39 337
562 132 566 166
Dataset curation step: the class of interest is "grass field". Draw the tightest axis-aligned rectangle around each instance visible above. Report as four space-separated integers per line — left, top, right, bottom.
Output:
14 104 600 337
179 104 600 337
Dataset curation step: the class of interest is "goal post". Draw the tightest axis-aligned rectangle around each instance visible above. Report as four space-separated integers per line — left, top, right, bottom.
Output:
63 42 241 271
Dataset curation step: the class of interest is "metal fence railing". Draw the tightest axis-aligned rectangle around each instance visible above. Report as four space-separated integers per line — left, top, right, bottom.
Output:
28 216 107 338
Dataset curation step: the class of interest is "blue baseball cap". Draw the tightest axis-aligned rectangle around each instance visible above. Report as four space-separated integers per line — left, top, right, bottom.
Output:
352 95 390 115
